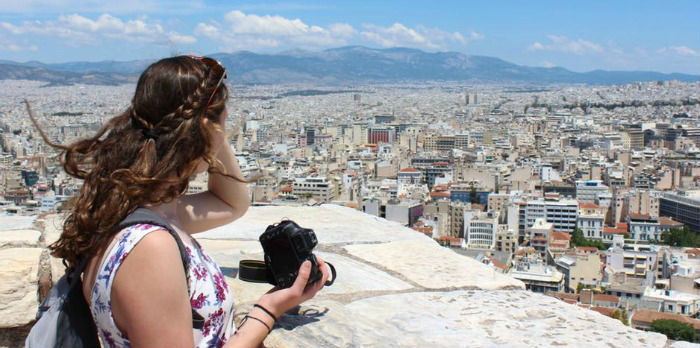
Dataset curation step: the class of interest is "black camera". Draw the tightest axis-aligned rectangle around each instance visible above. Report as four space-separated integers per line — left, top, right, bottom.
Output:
239 219 336 289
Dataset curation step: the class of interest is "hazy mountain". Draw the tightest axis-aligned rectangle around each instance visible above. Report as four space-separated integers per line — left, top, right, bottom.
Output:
0 63 136 86
1 46 697 86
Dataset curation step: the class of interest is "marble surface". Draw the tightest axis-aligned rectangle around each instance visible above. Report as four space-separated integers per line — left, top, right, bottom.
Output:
1 205 698 347
262 290 670 348
0 229 41 249
0 248 42 328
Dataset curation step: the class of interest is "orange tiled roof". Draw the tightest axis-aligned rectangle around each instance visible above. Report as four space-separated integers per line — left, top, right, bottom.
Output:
545 291 579 302
490 258 507 270
659 217 683 226
399 167 420 173
579 202 601 209
590 306 616 317
551 231 572 241
603 227 627 235
593 294 620 303
632 310 700 330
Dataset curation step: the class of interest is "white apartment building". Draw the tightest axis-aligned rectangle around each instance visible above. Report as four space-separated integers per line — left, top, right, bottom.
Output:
577 202 606 239
628 213 661 241
527 218 553 257
606 239 658 278
640 288 700 316
464 210 499 249
292 177 336 202
522 197 578 233
576 179 610 203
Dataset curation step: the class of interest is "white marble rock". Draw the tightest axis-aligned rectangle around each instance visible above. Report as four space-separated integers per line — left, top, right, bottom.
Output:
344 239 525 290
0 230 41 249
0 248 42 328
198 204 429 245
263 290 668 348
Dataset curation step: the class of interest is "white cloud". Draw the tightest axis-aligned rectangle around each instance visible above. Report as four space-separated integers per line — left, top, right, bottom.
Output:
529 35 603 55
657 46 700 57
0 13 196 46
328 23 356 40
542 61 556 68
195 10 354 50
360 23 481 50
0 35 38 52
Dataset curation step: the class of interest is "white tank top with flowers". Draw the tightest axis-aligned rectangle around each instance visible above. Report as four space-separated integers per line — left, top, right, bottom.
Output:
89 223 236 348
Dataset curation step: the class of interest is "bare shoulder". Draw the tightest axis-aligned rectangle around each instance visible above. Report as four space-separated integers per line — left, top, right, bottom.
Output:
110 227 194 347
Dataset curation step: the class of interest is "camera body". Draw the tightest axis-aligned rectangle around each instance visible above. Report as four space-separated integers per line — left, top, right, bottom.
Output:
259 220 322 288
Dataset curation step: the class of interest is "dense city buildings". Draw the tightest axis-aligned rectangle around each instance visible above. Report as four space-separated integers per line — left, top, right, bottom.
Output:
2 78 700 330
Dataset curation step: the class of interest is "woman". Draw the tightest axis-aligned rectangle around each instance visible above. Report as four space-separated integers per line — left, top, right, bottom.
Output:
30 56 330 347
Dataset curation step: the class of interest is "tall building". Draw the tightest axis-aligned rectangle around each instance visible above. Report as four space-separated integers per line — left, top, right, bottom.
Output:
305 128 315 145
455 133 470 150
464 210 499 249
368 127 395 144
626 129 645 150
659 191 700 232
518 197 579 239
576 180 609 203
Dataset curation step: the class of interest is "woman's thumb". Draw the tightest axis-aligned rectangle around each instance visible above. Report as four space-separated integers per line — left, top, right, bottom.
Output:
292 260 312 291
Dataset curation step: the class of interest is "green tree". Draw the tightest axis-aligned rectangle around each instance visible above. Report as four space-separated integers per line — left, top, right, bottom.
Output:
660 227 700 248
570 228 608 250
611 308 628 326
650 319 697 342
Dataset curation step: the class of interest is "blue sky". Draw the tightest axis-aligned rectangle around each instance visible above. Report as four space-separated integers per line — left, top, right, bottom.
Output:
0 0 698 74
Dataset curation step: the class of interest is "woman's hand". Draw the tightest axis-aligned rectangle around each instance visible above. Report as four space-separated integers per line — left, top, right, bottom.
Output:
256 256 331 318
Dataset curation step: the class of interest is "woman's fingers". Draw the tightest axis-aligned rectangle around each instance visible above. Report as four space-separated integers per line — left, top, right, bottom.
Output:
292 260 312 295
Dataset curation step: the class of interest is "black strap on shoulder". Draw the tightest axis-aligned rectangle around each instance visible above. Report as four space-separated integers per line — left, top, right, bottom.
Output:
117 207 205 329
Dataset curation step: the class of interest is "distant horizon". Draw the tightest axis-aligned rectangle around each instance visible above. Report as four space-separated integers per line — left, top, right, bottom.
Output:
2 45 699 77
0 1 698 75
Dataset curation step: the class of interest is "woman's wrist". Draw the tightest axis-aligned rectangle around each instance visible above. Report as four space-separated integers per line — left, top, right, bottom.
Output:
256 296 284 319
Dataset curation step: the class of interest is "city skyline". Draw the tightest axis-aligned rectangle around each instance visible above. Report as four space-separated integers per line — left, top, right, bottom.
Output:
0 0 698 74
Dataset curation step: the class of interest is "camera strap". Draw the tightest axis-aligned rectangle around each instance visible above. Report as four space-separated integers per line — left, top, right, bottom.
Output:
238 259 337 287
238 260 275 284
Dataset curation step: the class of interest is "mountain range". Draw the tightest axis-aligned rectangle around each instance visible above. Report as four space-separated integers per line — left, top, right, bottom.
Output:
1 46 697 86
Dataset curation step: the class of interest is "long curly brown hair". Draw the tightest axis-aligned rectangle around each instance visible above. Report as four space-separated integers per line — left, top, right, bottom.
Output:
26 56 244 272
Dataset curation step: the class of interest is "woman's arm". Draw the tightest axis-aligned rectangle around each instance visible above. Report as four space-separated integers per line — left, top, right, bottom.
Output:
224 257 332 348
110 229 195 347
176 118 251 234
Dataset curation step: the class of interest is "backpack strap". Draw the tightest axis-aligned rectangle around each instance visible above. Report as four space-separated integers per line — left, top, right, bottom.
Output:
115 207 205 330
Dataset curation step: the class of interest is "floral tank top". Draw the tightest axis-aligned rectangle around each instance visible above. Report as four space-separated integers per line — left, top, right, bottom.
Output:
90 223 236 348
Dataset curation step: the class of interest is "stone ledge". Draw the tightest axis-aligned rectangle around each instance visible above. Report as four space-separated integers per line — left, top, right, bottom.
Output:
0 248 42 328
1 206 698 347
0 230 41 249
